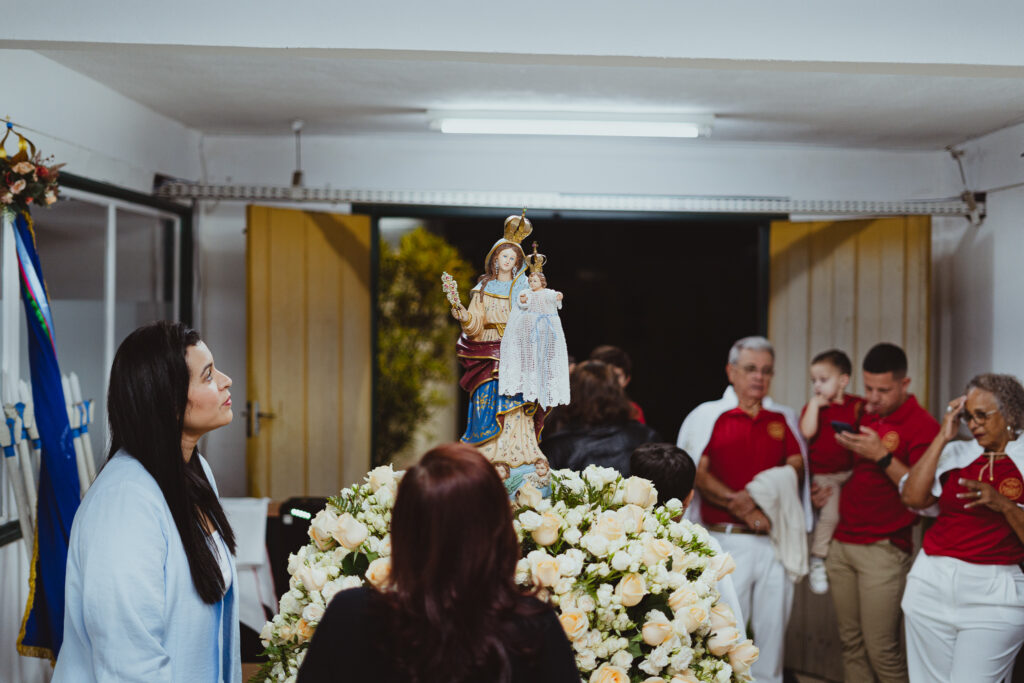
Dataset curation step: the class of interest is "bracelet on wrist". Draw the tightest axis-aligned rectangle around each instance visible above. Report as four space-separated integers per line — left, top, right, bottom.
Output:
877 452 894 470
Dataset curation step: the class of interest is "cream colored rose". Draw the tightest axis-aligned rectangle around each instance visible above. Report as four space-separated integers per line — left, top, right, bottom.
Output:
708 552 737 580
367 465 398 494
616 504 645 534
301 602 325 623
8 179 25 195
729 638 759 676
707 626 740 656
642 537 675 567
670 672 701 683
296 565 328 593
623 476 658 507
589 663 630 683
294 618 315 643
532 555 562 587
642 615 674 646
517 482 544 509
581 533 610 557
680 604 709 632
333 513 369 550
321 579 345 604
594 511 626 542
532 511 563 546
615 573 647 607
309 509 340 550
668 586 701 614
365 556 391 587
11 162 34 175
558 609 590 641
44 190 57 205
642 679 665 683
709 602 737 631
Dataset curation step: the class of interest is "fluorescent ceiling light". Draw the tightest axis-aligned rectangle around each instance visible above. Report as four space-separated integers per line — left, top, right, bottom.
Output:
428 111 713 138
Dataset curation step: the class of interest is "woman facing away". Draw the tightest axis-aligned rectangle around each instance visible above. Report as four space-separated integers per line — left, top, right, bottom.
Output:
901 373 1024 683
297 442 578 683
54 321 241 682
541 360 661 477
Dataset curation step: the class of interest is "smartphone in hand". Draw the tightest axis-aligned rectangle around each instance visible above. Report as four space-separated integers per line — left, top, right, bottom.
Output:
831 420 856 434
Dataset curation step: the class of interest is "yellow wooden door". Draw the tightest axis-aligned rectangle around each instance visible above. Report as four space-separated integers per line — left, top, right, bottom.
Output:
246 206 372 498
769 216 931 410
771 216 930 682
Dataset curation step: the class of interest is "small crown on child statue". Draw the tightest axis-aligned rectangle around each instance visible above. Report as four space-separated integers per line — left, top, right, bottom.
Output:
526 241 547 274
503 209 533 244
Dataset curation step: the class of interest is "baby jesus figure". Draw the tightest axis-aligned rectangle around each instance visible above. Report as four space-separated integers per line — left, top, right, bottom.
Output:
498 246 570 410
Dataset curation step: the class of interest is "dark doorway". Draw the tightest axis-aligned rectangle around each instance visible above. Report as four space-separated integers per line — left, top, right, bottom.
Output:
417 212 770 440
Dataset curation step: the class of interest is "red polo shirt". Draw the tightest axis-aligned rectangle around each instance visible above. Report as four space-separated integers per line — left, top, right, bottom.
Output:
923 456 1024 565
801 394 864 474
834 394 939 552
700 406 801 526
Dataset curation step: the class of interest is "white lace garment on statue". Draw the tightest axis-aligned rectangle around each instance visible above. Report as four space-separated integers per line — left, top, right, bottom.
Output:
498 288 570 409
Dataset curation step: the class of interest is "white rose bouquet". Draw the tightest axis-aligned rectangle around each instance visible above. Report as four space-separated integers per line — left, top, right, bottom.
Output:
253 464 757 683
252 464 401 683
514 466 757 683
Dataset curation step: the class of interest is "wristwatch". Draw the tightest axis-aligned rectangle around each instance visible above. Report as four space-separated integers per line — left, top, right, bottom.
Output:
877 452 894 470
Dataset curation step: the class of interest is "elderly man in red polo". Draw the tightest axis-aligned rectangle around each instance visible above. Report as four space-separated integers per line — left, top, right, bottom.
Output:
677 336 810 683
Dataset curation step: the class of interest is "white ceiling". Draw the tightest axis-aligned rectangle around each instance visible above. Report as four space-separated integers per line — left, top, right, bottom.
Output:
36 44 1024 151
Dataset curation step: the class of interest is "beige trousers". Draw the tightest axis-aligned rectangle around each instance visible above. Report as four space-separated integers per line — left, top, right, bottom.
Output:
826 539 912 683
810 470 852 558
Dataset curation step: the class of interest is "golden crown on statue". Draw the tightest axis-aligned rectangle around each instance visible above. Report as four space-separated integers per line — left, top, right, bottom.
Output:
526 241 547 274
503 209 533 244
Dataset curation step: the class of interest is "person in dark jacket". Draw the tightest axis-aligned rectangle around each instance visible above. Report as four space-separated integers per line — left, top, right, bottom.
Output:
541 360 660 476
297 443 578 683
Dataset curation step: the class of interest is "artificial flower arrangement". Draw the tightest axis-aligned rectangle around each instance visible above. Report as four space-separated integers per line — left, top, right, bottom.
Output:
254 465 758 683
0 123 63 214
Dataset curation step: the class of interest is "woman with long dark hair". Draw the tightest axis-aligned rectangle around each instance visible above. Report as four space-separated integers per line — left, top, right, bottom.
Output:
541 360 661 475
54 321 241 682
297 443 577 682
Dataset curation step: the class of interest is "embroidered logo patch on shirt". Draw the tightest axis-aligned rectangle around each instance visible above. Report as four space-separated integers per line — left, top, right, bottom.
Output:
881 431 900 452
998 477 1024 501
767 422 785 441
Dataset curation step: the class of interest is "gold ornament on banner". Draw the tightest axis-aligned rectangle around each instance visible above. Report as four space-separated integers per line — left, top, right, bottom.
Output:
0 120 64 215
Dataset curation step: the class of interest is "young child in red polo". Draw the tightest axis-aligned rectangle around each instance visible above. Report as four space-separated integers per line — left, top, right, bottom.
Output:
799 349 863 594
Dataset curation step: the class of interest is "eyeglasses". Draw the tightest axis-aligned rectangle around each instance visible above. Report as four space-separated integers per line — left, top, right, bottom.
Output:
960 408 999 425
736 364 774 377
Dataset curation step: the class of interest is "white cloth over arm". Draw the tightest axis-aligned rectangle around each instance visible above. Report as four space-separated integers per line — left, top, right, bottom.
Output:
677 386 812 530
746 465 809 581
221 497 276 633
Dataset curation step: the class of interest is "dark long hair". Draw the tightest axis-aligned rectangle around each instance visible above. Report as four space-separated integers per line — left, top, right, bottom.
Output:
560 359 633 428
107 321 236 604
381 443 541 682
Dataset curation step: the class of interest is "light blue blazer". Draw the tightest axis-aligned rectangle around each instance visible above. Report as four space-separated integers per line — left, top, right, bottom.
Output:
53 452 241 683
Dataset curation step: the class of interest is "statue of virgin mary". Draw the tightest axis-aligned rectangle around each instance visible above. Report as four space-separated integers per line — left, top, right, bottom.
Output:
450 213 550 495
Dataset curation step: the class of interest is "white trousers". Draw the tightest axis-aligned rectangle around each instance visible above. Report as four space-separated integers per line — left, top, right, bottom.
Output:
711 532 794 683
902 552 1024 683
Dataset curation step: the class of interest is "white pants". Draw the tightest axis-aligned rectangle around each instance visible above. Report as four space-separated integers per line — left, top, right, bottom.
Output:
902 552 1024 683
711 532 794 683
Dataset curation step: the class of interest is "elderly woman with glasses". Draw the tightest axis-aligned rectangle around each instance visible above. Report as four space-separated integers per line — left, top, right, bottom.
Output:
900 374 1024 683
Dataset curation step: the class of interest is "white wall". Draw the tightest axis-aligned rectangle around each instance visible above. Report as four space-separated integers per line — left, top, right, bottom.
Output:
6 1 1024 71
931 118 1024 405
3 50 199 191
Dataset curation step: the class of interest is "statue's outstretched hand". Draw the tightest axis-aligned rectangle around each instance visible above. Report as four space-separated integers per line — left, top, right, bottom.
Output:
451 305 467 322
